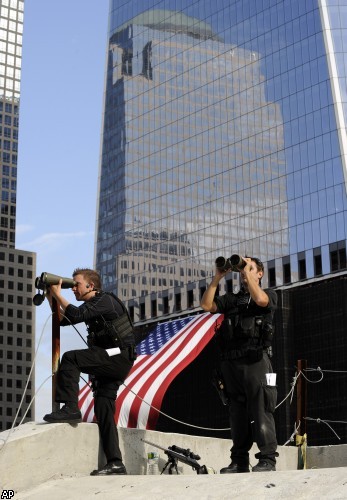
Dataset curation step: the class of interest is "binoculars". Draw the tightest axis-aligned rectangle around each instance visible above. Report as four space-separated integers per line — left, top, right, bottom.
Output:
215 254 246 272
33 272 76 306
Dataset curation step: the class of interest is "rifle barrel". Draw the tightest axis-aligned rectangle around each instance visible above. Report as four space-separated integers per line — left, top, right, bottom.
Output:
141 438 203 471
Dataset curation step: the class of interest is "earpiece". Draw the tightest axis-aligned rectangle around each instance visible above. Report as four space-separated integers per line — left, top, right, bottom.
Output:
86 284 90 289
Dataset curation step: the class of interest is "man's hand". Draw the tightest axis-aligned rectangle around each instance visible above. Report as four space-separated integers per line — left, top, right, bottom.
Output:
240 257 268 307
241 257 258 279
49 279 63 299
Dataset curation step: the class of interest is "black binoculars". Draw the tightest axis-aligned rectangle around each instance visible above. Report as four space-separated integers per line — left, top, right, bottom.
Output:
215 254 246 272
33 272 76 306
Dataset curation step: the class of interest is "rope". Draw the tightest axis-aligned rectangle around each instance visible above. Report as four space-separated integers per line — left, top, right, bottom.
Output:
122 381 231 432
304 417 345 441
302 366 347 440
305 367 347 374
283 421 301 446
0 313 87 453
0 313 52 453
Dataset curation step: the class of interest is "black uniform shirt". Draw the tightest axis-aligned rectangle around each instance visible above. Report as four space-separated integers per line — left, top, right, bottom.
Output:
60 291 135 346
214 287 277 350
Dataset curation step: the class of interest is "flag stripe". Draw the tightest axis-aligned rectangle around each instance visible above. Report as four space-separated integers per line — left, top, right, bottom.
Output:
115 314 211 426
119 315 208 426
114 316 204 424
147 319 218 428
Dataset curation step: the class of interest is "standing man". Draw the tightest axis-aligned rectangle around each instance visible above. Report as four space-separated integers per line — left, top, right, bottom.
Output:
43 268 136 476
201 256 278 473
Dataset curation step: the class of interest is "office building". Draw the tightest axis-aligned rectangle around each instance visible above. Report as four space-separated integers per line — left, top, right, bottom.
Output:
95 1 347 445
0 0 35 431
96 1 346 319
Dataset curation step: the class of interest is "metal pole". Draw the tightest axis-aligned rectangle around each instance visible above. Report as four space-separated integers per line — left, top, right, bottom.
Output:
296 359 307 436
52 297 60 411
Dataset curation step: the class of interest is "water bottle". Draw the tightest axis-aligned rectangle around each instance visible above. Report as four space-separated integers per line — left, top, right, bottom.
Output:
146 451 160 475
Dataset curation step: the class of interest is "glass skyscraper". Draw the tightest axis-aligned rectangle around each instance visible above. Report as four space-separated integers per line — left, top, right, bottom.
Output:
0 0 36 430
95 0 347 322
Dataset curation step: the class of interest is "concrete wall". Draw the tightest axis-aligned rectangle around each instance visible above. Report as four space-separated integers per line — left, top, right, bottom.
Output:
0 421 304 493
307 444 347 469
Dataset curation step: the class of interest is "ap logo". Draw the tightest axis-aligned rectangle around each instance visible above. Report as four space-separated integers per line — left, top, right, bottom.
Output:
1 491 15 499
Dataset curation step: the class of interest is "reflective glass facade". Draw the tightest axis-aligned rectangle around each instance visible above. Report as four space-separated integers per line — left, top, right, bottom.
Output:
96 0 347 321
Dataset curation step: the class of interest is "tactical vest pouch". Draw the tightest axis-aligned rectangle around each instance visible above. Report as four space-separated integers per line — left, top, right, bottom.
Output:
216 317 235 350
111 312 133 339
219 318 234 339
236 316 262 338
88 312 133 349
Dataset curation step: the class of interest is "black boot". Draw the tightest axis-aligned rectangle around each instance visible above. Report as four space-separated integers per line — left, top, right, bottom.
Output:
252 458 276 472
90 461 127 476
220 462 250 473
43 404 82 423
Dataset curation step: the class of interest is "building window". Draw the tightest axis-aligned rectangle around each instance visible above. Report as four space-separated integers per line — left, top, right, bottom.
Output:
163 296 169 315
142 41 153 80
187 289 194 308
122 48 133 75
269 269 276 287
128 305 134 322
140 302 145 320
268 261 276 287
330 241 346 272
175 293 182 312
298 252 306 280
313 248 322 276
282 256 291 284
151 299 157 318
225 279 233 293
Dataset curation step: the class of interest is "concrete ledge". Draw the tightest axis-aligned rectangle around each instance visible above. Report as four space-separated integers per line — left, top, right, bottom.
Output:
0 421 298 492
307 444 347 469
13 468 347 500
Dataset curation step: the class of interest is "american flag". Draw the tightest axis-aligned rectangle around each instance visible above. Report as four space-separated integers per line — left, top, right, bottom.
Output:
78 312 222 429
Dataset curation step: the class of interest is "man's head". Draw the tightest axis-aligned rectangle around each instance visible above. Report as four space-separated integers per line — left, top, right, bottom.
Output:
240 256 264 287
71 268 102 301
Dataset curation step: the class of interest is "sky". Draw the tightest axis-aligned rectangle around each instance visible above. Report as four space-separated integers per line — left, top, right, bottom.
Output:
15 1 110 421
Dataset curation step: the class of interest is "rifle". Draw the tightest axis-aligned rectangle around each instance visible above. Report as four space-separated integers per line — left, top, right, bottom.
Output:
141 438 215 475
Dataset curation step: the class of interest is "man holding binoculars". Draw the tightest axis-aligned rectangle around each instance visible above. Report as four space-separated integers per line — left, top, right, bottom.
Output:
42 268 136 476
201 255 278 473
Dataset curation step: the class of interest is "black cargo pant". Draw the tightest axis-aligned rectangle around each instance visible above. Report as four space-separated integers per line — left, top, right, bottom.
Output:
220 351 278 467
55 345 134 463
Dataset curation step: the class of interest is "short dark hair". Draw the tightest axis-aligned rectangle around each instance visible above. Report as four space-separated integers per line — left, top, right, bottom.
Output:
72 268 102 290
251 257 264 273
245 256 264 273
